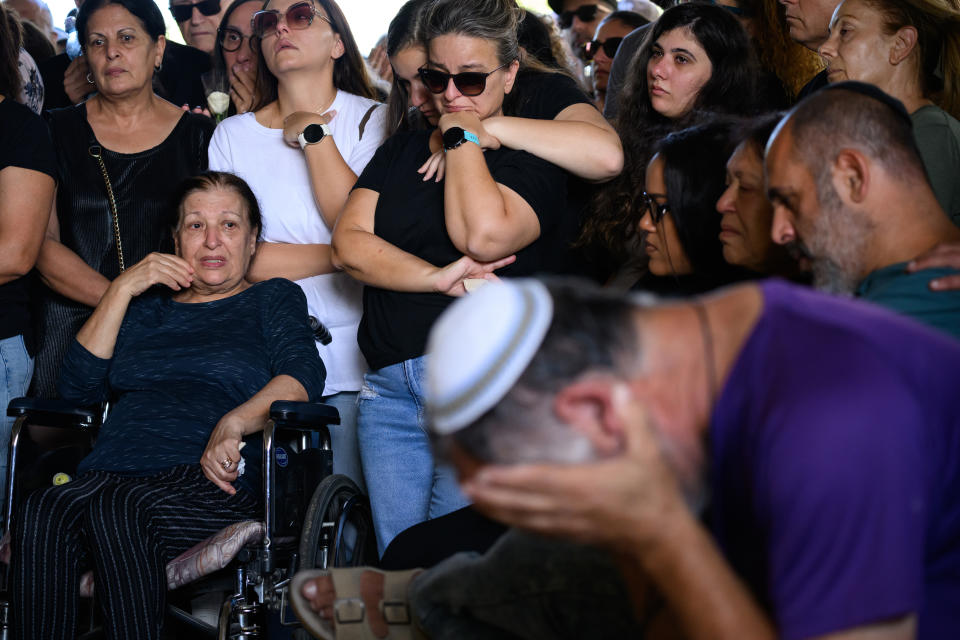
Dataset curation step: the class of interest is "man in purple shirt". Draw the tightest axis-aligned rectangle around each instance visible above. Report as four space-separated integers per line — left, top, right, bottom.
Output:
450 278 960 640
296 277 960 639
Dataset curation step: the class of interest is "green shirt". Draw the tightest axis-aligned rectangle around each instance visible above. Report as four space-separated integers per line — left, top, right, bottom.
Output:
857 261 960 340
912 105 960 227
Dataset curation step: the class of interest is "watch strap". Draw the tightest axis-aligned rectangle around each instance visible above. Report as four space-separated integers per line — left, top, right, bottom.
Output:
298 123 332 150
444 129 481 152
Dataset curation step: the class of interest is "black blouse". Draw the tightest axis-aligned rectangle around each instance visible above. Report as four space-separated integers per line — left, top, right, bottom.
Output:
31 105 214 397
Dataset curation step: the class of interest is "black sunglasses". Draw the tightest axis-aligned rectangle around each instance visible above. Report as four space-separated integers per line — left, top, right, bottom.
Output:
252 1 331 39
558 4 599 29
418 62 511 97
583 37 623 60
169 0 220 23
217 26 256 52
640 191 670 224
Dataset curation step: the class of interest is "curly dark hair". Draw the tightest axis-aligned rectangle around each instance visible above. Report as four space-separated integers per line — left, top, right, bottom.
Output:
580 2 759 273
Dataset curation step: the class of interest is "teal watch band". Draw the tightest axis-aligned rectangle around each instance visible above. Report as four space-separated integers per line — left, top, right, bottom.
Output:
442 127 481 152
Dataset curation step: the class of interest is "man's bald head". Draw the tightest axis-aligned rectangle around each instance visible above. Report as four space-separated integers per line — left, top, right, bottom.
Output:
780 83 927 188
764 83 934 293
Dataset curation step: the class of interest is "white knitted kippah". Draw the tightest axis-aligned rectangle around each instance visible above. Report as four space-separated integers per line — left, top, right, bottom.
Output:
426 279 554 435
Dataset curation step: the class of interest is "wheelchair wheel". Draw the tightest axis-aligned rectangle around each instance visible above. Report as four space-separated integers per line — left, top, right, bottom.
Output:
298 474 377 571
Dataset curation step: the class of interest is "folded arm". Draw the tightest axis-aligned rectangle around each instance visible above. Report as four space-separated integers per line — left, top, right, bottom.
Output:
482 103 623 182
440 114 541 262
331 188 515 295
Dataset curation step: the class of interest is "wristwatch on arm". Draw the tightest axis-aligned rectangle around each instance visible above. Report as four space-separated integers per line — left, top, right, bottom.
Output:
442 126 480 152
298 123 332 150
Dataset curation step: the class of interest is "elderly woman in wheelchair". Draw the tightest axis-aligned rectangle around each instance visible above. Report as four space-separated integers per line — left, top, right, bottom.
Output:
9 171 328 640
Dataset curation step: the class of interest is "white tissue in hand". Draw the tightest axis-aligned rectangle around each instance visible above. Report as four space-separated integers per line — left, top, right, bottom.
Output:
207 91 230 114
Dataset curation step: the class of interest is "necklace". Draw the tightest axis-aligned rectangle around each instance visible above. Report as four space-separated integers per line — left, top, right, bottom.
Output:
693 302 717 401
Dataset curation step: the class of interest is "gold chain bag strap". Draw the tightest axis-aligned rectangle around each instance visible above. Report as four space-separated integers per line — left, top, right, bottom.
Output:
88 145 126 272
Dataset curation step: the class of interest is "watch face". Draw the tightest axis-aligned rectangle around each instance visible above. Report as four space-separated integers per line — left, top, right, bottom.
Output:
443 126 465 149
302 124 325 144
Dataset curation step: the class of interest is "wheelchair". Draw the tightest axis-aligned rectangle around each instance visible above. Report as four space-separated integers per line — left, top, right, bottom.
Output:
0 397 378 639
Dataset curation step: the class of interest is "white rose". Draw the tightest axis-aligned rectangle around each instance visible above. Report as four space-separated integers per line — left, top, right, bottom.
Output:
207 90 230 115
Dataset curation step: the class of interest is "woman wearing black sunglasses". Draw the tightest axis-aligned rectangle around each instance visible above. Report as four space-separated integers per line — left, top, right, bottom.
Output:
208 0 385 492
584 10 648 113
331 0 577 557
169 0 227 54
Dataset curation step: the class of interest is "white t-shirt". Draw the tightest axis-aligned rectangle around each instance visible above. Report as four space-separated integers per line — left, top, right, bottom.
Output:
209 90 387 395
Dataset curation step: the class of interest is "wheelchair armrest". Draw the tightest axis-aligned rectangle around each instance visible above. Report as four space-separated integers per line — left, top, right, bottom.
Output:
269 400 340 431
6 397 102 430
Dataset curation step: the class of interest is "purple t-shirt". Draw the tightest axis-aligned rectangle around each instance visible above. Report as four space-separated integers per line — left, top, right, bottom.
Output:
710 280 960 640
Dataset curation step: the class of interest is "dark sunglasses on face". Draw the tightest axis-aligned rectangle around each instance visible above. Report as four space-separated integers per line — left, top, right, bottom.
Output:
640 191 670 224
583 37 623 60
169 0 220 23
217 26 254 52
558 4 599 29
418 62 511 97
252 1 331 39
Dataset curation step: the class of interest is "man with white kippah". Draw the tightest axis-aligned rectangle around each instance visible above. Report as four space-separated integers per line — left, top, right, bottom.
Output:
296 277 960 640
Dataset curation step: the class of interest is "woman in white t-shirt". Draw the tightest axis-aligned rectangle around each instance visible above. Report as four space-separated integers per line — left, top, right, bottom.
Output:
208 0 386 490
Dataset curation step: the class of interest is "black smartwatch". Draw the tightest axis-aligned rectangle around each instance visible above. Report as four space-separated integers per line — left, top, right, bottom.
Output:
298 123 331 150
442 126 480 152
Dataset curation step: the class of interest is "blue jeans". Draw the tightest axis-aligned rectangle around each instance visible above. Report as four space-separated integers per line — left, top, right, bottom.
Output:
322 391 365 493
357 356 469 556
1 335 33 495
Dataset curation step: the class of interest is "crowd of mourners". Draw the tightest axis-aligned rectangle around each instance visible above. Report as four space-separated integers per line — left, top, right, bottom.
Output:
2 0 960 636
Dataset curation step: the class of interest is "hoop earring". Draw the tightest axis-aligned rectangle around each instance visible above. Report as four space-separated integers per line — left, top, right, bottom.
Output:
155 63 162 73
86 72 95 84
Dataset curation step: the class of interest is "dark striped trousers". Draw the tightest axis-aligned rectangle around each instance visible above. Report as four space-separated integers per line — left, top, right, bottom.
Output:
11 464 259 640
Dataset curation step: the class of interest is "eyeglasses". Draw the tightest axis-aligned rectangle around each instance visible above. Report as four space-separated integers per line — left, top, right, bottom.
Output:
558 4 599 29
252 1 332 40
169 0 221 23
217 26 254 52
418 62 511 97
640 191 670 223
583 37 623 60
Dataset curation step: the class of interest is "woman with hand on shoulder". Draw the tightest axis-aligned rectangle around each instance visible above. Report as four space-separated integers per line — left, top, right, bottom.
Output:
819 0 960 225
212 0 262 114
332 0 575 555
208 0 385 490
32 0 214 403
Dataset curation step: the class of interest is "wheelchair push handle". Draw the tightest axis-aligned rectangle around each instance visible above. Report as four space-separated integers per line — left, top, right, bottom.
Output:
269 401 340 431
